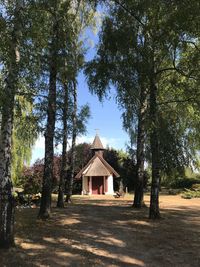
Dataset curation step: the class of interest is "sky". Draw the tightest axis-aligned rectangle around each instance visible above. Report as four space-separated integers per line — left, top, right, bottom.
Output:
31 77 129 164
31 14 129 164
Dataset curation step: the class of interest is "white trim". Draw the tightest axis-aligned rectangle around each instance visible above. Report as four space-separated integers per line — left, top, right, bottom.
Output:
89 176 92 195
104 174 114 195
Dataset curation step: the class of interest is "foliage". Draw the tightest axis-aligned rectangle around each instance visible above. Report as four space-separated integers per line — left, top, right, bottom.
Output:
181 186 200 199
161 167 200 189
19 157 61 194
69 143 93 173
104 147 136 191
86 1 200 174
12 96 39 185
169 176 200 189
19 161 43 194
28 143 138 193
85 1 200 217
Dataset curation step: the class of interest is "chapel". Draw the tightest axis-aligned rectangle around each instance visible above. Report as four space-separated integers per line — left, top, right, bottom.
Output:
75 134 120 195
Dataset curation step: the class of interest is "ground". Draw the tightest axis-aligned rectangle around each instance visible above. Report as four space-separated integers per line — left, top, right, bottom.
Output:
0 194 200 267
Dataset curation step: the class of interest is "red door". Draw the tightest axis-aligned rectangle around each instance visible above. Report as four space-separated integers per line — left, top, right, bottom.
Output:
92 176 104 194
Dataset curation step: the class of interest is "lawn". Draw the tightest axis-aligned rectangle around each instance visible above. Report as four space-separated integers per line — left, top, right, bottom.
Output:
0 195 200 267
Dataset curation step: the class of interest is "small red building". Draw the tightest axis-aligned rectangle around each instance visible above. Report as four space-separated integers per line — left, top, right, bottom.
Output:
75 134 120 195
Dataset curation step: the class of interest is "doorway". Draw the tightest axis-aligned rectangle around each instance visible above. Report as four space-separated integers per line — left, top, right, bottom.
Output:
92 176 104 194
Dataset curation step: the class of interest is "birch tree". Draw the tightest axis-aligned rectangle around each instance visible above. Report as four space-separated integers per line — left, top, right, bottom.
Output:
0 0 23 248
86 0 200 218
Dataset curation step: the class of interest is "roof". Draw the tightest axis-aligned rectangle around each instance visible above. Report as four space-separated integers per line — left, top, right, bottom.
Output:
91 134 105 150
83 157 111 176
75 154 120 179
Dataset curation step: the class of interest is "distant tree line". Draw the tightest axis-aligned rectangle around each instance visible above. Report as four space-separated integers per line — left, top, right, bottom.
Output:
18 143 138 195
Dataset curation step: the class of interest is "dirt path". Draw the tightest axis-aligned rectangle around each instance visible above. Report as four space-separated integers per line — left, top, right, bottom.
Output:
0 195 200 267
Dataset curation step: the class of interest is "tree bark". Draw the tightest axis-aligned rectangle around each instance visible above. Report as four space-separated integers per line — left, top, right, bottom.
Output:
0 92 15 249
119 178 124 195
149 74 161 219
133 87 147 208
38 17 58 219
0 1 22 248
57 82 68 208
66 80 77 203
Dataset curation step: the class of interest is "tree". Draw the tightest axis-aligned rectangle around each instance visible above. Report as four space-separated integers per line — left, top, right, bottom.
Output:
85 0 200 218
57 75 69 208
55 1 97 205
12 96 38 185
85 2 151 209
104 147 136 192
0 0 24 248
69 143 93 173
33 0 97 217
36 0 75 218
20 157 61 195
66 81 78 202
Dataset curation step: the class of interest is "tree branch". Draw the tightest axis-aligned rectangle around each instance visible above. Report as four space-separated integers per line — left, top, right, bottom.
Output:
156 67 176 75
111 0 146 28
158 96 200 105
156 48 198 80
181 40 200 52
16 91 48 99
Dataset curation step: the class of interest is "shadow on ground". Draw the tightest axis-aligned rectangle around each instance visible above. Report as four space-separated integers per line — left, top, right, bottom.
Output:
0 196 200 267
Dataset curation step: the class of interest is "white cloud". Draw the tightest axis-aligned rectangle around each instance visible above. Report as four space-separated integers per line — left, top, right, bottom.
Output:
76 136 94 144
31 134 124 165
33 135 122 153
33 135 45 150
77 135 122 149
55 143 62 154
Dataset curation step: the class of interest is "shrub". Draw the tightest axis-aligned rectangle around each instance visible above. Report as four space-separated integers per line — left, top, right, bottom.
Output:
191 183 200 191
19 157 61 194
168 189 181 195
169 177 200 189
181 188 200 199
21 164 43 194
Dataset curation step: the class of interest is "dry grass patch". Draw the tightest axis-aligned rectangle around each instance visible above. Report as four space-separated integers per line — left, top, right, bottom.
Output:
0 195 200 267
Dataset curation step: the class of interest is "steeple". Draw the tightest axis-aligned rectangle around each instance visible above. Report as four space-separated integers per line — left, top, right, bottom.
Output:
91 133 105 157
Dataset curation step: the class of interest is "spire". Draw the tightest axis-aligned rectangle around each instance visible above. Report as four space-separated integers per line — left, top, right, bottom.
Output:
91 134 105 150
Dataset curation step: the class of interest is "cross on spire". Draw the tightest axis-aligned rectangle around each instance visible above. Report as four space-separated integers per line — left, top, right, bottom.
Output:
95 129 100 135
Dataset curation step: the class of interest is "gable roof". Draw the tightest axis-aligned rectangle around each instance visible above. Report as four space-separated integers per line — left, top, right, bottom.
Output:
75 154 120 179
91 134 105 150
83 157 111 176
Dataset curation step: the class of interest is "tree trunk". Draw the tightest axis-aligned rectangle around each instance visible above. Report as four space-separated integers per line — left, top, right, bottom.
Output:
0 1 22 248
0 94 15 249
149 75 161 219
133 87 147 208
57 83 68 208
66 80 77 203
38 18 58 219
119 178 124 195
0 113 2 131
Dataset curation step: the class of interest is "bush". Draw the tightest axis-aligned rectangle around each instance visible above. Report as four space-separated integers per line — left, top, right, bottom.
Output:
19 157 61 194
169 177 200 189
19 161 44 194
168 188 181 195
181 188 200 199
191 183 200 191
22 167 43 194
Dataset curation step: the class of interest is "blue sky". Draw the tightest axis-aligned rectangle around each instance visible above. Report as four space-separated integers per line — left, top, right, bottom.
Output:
31 77 129 163
31 13 129 164
76 71 129 147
